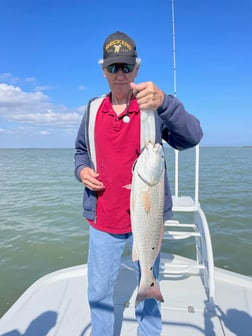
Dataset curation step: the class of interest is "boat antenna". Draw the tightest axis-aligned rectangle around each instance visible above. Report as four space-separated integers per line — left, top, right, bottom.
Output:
172 0 177 97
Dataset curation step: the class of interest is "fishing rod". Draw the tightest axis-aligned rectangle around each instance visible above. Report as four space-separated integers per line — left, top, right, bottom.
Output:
171 0 179 198
171 0 199 202
172 0 177 98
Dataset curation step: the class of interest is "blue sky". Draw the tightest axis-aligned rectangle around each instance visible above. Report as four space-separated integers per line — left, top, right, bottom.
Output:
0 0 251 148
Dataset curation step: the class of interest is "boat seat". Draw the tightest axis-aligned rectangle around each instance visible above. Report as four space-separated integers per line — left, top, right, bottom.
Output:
172 195 200 212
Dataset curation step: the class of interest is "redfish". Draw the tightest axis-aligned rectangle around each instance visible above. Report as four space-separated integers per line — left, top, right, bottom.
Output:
130 142 165 306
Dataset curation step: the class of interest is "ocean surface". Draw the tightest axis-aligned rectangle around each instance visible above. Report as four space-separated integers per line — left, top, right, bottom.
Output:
0 147 251 317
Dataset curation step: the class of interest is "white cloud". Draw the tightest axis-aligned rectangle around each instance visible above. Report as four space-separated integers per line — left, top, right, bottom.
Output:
0 83 83 130
24 77 37 83
0 83 48 107
0 76 88 146
34 85 55 92
0 73 56 93
40 130 50 136
78 85 88 92
0 127 11 134
0 73 19 84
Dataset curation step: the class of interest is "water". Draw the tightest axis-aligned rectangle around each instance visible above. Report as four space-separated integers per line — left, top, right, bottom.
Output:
0 147 251 317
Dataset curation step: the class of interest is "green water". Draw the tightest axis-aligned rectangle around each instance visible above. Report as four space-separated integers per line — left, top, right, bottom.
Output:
0 147 251 317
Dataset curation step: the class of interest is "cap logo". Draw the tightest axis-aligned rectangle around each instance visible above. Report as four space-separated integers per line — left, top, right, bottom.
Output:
114 44 121 53
105 39 132 54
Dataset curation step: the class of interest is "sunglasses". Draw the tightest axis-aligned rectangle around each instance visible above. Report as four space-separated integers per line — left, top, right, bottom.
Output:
106 63 136 74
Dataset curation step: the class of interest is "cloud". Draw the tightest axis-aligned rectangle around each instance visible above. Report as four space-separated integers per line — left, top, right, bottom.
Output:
0 73 19 84
24 77 37 83
0 83 48 107
78 85 88 92
40 130 50 136
0 127 11 134
0 83 83 131
34 85 55 92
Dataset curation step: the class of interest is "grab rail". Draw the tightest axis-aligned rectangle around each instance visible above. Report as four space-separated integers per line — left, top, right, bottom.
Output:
174 144 199 204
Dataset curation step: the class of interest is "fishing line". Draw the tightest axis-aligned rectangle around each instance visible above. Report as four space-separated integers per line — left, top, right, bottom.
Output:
123 89 136 123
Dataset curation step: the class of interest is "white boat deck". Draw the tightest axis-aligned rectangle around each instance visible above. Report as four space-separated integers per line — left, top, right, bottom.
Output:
0 254 251 336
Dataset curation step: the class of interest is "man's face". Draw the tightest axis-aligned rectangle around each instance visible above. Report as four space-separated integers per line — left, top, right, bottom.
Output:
102 63 139 98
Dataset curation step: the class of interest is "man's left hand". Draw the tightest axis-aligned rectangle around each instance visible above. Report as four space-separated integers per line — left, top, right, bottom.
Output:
130 81 164 111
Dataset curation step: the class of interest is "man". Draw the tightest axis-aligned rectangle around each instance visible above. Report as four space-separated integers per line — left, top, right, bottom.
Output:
74 31 203 336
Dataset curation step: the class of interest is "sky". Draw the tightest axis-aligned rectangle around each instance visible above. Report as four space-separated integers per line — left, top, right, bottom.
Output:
0 0 251 148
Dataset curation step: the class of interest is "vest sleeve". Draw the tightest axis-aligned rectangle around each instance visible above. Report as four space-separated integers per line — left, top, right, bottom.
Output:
157 94 203 150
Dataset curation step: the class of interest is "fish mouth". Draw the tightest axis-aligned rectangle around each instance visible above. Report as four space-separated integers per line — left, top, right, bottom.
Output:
145 142 162 150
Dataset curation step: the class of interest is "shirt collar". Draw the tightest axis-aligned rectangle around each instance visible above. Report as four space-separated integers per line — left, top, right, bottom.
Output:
102 93 139 115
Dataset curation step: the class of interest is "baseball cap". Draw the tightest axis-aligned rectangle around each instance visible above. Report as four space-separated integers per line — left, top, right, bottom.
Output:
102 31 137 67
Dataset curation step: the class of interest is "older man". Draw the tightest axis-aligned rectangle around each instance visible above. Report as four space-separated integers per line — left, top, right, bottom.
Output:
74 31 203 336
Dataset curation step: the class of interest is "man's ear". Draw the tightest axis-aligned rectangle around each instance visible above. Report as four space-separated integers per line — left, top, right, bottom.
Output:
134 63 140 77
102 65 107 77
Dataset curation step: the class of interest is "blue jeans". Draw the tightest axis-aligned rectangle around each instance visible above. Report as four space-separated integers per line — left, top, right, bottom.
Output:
88 226 162 336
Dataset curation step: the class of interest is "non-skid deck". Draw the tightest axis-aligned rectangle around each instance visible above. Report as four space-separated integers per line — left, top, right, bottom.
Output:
0 254 251 336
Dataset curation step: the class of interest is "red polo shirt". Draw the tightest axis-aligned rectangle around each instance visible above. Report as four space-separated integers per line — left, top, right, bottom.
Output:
89 95 140 234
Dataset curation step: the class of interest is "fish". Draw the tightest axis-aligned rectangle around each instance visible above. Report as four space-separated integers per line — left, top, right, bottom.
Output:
130 142 165 306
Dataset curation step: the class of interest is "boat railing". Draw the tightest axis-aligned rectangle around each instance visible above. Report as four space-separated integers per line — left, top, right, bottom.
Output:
163 144 215 307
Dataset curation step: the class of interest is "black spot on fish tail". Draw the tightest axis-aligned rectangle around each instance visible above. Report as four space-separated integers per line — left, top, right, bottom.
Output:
150 282 154 287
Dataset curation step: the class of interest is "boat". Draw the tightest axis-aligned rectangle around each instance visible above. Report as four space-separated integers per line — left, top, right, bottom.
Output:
0 144 252 336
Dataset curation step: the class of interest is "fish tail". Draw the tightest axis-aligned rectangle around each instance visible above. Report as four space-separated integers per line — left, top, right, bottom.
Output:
135 276 164 307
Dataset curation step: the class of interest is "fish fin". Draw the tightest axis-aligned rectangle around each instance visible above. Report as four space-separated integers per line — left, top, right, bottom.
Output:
132 241 138 262
142 189 151 213
122 184 132 190
135 275 164 307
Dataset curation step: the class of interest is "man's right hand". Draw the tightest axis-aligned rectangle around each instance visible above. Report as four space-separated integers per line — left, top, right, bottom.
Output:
80 167 105 191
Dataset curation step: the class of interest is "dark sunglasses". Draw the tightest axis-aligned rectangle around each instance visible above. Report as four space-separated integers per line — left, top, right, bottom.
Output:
106 63 136 74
